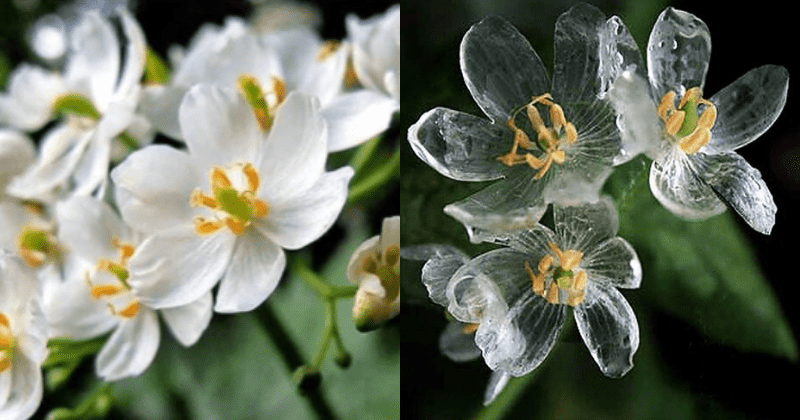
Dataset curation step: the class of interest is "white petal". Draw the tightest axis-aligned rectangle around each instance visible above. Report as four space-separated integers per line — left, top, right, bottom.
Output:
257 166 352 250
574 281 639 377
112 145 199 234
321 90 397 152
161 291 212 346
0 130 35 193
346 235 379 285
0 64 65 131
214 230 286 313
44 272 118 340
0 351 43 420
95 307 160 381
127 226 236 309
55 196 130 263
139 85 186 140
65 10 120 108
114 8 147 99
179 84 261 170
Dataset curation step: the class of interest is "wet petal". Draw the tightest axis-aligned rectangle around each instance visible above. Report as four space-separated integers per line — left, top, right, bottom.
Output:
707 65 789 153
606 70 662 162
646 7 711 98
215 230 285 313
649 146 725 220
460 16 550 123
598 16 645 95
574 281 639 377
407 107 510 182
161 291 212 346
552 3 606 105
553 197 618 251
692 151 776 234
582 237 642 289
402 244 470 307
95 307 160 381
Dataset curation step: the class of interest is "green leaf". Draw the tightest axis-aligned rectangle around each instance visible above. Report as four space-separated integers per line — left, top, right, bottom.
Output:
607 157 797 360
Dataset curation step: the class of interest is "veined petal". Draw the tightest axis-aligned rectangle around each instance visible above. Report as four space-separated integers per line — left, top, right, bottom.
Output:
598 16 645 96
552 3 606 105
0 351 43 420
646 7 711 99
215 230 286 313
606 70 662 163
443 167 547 242
460 16 550 124
95 307 160 381
649 146 725 220
127 226 236 308
65 10 120 109
407 107 510 182
553 197 618 251
439 320 481 362
582 237 642 289
256 166 352 250
707 65 789 153
179 84 261 170
112 145 199 234
0 64 65 131
401 244 471 307
320 90 397 152
574 281 639 377
692 151 776 234
161 291 212 346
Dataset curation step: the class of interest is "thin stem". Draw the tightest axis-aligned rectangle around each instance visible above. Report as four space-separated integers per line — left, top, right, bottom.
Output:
347 144 400 203
349 135 382 175
116 131 140 151
294 258 357 299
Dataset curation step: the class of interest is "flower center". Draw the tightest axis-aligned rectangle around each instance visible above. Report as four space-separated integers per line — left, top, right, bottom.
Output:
361 244 400 302
191 163 270 236
17 225 59 268
85 238 140 319
524 242 587 307
657 87 717 154
237 74 286 131
0 312 14 373
497 93 578 179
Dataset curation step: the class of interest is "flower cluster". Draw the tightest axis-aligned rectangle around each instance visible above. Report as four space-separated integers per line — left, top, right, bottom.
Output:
0 3 399 419
406 2 786 402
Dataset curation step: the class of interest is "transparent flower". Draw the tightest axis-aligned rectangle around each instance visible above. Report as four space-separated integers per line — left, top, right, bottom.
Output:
0 8 152 203
345 4 400 104
0 253 48 420
422 198 641 377
112 84 352 313
141 16 396 151
407 4 623 242
605 7 788 234
43 196 212 381
347 215 399 332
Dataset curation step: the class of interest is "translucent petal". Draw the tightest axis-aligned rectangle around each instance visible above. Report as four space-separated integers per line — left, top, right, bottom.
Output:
598 16 645 96
554 197 618 251
582 237 642 289
649 146 725 220
646 7 711 98
706 65 789 153
483 370 511 405
438 320 481 362
95 307 160 381
574 281 639 377
401 244 470 307
483 224 555 258
460 16 550 124
552 3 606 106
606 70 662 163
444 167 548 242
407 107 510 182
544 144 613 206
691 151 776 234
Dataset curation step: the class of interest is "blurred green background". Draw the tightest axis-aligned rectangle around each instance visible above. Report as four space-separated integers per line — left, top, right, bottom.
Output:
402 0 800 419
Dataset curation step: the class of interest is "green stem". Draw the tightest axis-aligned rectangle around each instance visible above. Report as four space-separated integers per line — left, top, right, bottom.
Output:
116 131 140 151
294 259 357 299
349 135 382 175
348 144 400 203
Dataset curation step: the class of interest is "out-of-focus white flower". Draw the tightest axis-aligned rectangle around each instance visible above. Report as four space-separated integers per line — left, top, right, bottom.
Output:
0 253 48 420
347 215 399 332
407 5 623 242
0 8 151 203
113 84 352 313
346 4 400 104
141 15 396 151
604 7 787 234
43 196 212 381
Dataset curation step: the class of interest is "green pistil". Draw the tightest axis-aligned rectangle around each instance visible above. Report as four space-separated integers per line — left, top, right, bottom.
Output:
215 187 252 222
20 229 52 253
676 96 699 137
53 93 101 120
554 267 573 289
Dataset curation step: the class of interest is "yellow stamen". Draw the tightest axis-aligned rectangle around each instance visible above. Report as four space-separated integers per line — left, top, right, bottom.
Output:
657 87 718 155
527 242 588 306
211 167 232 190
664 110 685 136
272 76 286 106
192 163 271 237
194 217 225 235
117 301 140 318
545 283 559 304
90 284 123 299
462 323 479 334
679 127 711 155
317 40 341 61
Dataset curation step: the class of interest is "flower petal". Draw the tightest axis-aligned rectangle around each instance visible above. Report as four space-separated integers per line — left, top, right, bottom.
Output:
214 230 286 313
0 64 65 131
95 307 160 381
552 3 606 105
598 16 645 96
605 70 662 162
402 244 471 307
646 7 711 98
483 370 511 405
139 85 186 140
707 65 789 153
407 107 510 182
649 146 725 220
160 291 212 346
127 226 236 308
574 281 639 377
444 167 547 242
114 8 147 99
582 237 642 289
256 166 352 250
320 90 397 152
439 320 481 362
553 197 618 251
44 272 118 340
460 16 550 124
111 145 198 234
692 151 776 234
0 350 43 420
0 129 35 192
65 10 120 108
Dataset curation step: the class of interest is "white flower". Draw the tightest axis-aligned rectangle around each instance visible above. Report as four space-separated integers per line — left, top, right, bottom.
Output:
112 84 352 313
604 7 788 234
0 253 48 420
43 196 212 381
347 215 399 331
346 4 400 104
141 17 396 151
0 8 151 203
